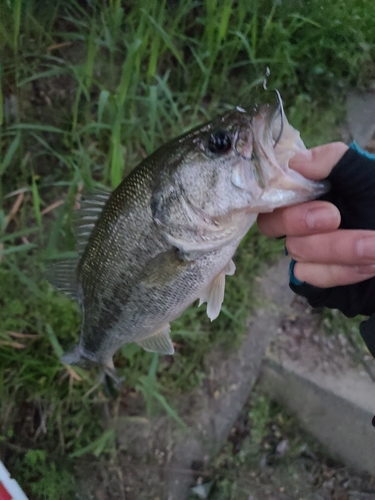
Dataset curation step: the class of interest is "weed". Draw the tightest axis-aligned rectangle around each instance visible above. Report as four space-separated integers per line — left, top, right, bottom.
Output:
321 308 367 359
136 353 187 428
13 449 75 500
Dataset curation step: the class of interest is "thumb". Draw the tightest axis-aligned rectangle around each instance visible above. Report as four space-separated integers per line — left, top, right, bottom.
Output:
289 142 349 180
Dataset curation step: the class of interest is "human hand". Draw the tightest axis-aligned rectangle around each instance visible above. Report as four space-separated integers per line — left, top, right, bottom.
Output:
258 142 375 288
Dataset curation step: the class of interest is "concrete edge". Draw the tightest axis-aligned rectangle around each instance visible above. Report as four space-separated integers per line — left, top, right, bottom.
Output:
259 357 375 475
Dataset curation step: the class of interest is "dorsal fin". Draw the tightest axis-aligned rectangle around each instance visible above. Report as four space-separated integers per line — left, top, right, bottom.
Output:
46 189 111 299
45 258 79 300
74 188 111 255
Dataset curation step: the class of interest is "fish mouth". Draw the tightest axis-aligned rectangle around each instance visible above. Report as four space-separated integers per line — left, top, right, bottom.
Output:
234 94 328 212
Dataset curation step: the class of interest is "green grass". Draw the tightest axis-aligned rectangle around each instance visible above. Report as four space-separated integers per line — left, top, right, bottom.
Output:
1 0 375 497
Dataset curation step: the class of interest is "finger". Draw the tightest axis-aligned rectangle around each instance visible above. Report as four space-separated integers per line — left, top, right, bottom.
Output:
289 142 349 180
294 262 375 288
257 201 340 238
286 230 375 266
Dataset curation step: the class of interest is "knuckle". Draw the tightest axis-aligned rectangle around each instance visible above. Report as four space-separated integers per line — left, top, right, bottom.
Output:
285 236 300 258
281 207 300 235
257 213 277 237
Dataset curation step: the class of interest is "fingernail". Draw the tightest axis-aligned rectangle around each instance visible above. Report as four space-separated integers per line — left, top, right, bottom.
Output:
356 237 375 259
305 206 340 230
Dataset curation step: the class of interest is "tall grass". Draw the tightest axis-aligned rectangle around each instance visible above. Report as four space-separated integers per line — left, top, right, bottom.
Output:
1 0 374 497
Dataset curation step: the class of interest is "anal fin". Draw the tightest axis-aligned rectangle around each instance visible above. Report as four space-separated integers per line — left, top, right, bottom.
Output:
198 259 236 321
137 324 174 355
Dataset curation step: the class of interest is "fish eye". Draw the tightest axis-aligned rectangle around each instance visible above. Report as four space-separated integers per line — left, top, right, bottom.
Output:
207 130 232 154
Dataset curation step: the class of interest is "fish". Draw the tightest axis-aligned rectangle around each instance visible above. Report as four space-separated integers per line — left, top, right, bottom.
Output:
48 96 327 371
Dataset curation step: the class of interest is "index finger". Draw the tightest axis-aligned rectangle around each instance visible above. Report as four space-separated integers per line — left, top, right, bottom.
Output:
289 142 349 180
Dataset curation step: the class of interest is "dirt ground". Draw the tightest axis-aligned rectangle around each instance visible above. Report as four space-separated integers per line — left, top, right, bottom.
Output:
76 386 375 500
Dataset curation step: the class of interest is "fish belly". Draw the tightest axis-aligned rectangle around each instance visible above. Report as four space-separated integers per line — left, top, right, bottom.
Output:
79 238 242 364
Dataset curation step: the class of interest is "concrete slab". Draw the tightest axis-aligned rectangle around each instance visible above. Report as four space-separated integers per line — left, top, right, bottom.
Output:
347 90 375 149
258 263 375 475
260 358 375 475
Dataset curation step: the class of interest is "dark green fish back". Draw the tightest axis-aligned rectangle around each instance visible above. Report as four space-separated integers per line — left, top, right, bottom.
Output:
76 160 168 358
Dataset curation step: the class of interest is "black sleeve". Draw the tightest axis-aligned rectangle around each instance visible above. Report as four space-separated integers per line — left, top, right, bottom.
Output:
288 145 375 355
320 146 375 231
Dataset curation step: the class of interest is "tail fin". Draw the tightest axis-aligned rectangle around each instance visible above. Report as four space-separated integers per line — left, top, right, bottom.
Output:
61 344 93 369
61 345 116 374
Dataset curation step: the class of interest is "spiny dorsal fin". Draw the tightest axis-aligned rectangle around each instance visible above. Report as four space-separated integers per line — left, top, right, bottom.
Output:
46 257 79 300
73 188 111 255
137 324 174 355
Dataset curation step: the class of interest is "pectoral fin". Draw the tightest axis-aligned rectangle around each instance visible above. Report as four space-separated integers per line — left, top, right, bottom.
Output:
137 324 174 355
224 259 236 276
198 260 236 321
142 249 190 287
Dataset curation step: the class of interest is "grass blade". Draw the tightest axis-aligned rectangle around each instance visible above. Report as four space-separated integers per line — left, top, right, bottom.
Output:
69 429 115 458
18 67 68 87
109 119 124 188
0 65 3 126
153 391 187 429
31 174 42 228
1 131 20 175
142 10 185 68
148 352 159 380
4 260 44 299
45 323 64 358
97 89 110 124
13 0 22 52
1 242 36 256
117 38 143 106
8 124 65 133
0 226 39 243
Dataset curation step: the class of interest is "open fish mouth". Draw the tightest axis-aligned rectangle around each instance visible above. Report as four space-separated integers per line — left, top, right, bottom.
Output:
237 92 329 212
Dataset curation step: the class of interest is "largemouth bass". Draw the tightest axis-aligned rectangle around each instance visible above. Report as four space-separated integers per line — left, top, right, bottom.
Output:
49 99 326 370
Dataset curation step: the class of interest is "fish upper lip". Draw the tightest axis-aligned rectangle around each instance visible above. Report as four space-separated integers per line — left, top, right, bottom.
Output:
271 89 285 147
232 103 281 162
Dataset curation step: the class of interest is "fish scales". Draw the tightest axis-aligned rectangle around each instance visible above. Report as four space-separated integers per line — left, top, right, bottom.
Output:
48 99 327 370
74 139 236 364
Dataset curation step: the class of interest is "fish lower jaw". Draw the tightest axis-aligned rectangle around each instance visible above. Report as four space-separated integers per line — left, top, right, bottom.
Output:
255 191 319 212
253 175 328 212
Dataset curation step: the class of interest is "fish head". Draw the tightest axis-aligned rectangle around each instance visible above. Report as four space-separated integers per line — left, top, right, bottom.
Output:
151 97 327 250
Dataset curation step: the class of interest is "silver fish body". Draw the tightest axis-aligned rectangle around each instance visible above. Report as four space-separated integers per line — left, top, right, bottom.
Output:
49 101 326 369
